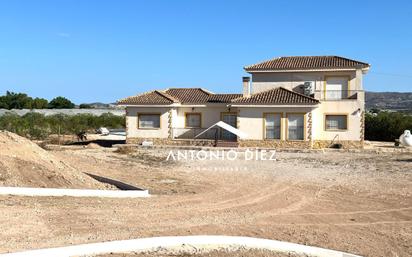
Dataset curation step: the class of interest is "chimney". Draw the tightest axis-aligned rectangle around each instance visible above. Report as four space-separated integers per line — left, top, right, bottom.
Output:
242 76 251 96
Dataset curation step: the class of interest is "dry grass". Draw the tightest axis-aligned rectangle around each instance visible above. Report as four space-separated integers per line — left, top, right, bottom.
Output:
114 146 137 155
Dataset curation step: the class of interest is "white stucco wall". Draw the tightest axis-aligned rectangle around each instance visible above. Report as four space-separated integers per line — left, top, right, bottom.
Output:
238 107 314 140
251 71 358 95
173 106 236 128
237 105 362 141
126 107 170 138
126 104 363 141
126 105 235 139
312 100 363 141
249 70 365 142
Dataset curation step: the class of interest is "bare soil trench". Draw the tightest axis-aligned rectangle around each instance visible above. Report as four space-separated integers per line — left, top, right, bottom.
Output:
0 146 411 257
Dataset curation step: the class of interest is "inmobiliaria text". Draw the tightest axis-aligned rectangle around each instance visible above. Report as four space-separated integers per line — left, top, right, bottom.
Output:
166 149 276 161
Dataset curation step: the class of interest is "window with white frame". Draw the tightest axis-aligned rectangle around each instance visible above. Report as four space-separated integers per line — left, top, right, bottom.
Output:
287 114 305 140
185 113 201 128
325 115 347 130
264 113 281 139
138 114 160 129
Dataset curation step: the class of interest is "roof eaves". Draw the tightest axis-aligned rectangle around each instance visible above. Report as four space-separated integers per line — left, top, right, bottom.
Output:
116 90 179 105
244 67 366 73
334 55 370 67
244 55 370 72
243 57 282 70
116 90 156 105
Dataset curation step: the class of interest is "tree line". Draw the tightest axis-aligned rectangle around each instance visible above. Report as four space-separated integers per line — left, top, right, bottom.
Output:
0 91 93 109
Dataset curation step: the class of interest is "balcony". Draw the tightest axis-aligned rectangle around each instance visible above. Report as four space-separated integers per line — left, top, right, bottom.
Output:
314 90 363 101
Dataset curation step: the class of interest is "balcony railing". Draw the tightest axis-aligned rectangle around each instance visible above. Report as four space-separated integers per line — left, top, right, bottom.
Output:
314 90 363 100
172 127 219 140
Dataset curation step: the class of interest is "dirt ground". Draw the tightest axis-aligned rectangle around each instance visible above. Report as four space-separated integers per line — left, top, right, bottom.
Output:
0 131 109 189
96 248 306 257
0 146 411 257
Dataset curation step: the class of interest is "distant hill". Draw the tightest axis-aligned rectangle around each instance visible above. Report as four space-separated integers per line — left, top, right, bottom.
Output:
82 102 111 108
366 91 412 112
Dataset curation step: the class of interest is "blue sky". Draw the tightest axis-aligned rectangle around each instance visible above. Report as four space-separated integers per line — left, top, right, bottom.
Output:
0 0 411 104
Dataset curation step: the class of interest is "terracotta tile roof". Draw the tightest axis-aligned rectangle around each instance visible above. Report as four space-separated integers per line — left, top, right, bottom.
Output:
117 88 212 105
244 56 370 71
207 94 243 103
165 88 211 104
231 87 319 105
117 90 178 105
118 87 318 105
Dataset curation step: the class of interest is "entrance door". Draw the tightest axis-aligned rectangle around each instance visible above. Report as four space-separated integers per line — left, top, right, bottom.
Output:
221 113 237 140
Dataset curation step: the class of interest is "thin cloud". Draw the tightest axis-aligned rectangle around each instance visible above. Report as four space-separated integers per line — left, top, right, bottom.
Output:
57 32 71 38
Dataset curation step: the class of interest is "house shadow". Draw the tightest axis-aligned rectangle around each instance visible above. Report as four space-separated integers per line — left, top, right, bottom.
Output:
68 139 126 147
396 158 412 163
85 172 144 190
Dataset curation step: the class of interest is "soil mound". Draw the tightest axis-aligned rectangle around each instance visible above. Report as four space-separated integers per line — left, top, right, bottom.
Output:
0 130 108 189
86 143 101 149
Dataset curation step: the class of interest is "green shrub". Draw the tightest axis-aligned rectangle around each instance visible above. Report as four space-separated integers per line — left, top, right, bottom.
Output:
365 112 412 141
48 96 75 109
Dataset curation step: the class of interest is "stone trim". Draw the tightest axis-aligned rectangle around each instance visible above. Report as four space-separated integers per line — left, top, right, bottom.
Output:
168 109 173 139
126 138 216 147
239 140 311 149
126 138 364 149
312 140 363 149
360 111 365 142
307 112 312 141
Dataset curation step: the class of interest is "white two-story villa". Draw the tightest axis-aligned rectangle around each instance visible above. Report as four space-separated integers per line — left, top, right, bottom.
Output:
118 56 370 149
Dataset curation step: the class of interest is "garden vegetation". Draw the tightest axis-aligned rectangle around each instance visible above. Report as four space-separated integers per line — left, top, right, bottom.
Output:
0 112 125 140
365 111 412 142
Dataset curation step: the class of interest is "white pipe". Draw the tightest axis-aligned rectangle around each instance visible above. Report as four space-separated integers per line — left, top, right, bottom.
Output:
0 187 149 198
0 235 362 257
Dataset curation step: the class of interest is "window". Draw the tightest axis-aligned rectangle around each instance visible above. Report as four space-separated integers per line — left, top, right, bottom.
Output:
264 113 281 139
325 76 349 100
325 115 347 130
138 114 160 129
185 113 201 128
287 114 305 140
